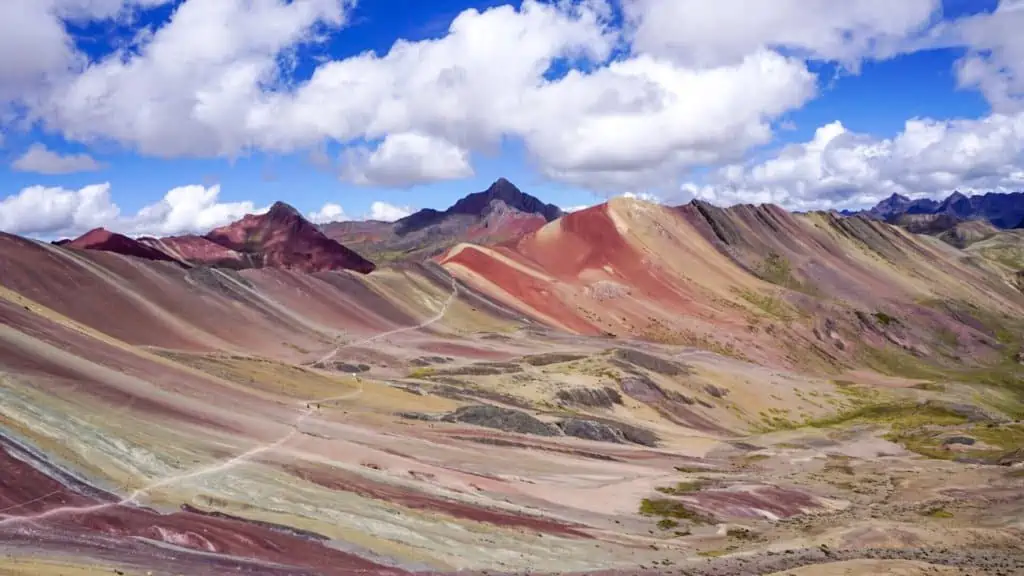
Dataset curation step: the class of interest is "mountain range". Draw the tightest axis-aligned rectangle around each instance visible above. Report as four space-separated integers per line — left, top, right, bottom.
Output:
3 180 1024 575
53 178 561 273
856 190 1024 229
320 177 563 262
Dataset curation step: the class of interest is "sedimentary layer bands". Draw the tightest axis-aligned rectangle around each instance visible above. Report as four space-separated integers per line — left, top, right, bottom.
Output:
2 197 1024 575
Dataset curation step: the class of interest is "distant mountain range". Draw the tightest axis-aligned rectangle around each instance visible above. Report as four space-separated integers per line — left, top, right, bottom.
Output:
319 178 564 262
58 201 376 274
850 191 1024 229
51 178 563 272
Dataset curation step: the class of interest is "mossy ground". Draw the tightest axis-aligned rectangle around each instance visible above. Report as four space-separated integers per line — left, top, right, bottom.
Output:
887 423 1024 462
639 498 711 525
654 480 707 496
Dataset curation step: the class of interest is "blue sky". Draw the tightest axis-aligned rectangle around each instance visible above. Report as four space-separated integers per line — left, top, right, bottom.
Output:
1 0 1023 237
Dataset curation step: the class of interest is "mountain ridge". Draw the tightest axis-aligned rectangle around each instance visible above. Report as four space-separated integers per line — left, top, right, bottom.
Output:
321 177 563 262
62 202 376 274
858 190 1024 228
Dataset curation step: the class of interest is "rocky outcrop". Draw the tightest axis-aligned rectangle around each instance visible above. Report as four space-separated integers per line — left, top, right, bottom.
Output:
612 348 690 376
440 405 561 436
556 419 626 443
555 386 623 408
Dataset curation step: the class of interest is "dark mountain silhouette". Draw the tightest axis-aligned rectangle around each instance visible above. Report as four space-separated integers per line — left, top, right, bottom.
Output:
858 191 1024 229
321 178 563 262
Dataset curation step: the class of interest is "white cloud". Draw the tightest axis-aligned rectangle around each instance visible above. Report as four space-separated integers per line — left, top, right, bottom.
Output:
622 0 939 69
683 113 1024 211
367 201 412 222
947 0 1024 113
342 133 474 187
127 184 266 236
11 143 104 174
9 0 825 192
0 182 266 238
308 202 347 224
0 183 119 237
37 0 355 157
621 191 660 203
0 0 174 108
307 200 413 223
3 0 1017 201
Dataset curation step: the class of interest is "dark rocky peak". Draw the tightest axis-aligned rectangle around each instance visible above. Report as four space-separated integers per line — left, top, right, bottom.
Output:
868 193 913 217
448 178 563 222
266 201 303 222
881 193 911 205
938 191 975 219
393 178 562 237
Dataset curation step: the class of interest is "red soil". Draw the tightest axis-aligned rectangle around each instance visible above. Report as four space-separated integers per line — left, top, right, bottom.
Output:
206 202 376 274
464 211 547 244
686 486 822 520
243 268 417 335
0 298 257 434
512 204 691 308
0 438 405 575
443 245 598 334
0 233 329 354
416 342 514 360
67 228 178 263
138 234 250 268
280 463 593 539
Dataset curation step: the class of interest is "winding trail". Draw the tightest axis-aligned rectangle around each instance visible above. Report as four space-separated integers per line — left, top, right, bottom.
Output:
0 276 459 528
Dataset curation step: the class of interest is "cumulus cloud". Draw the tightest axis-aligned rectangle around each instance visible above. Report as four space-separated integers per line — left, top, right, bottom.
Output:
946 0 1024 113
0 183 119 237
0 0 174 107
367 201 412 221
308 202 347 224
621 191 660 203
6 0 823 192
38 0 354 157
0 182 265 238
622 0 940 69
342 133 474 187
307 200 413 224
11 143 104 174
3 0 1022 201
682 113 1024 211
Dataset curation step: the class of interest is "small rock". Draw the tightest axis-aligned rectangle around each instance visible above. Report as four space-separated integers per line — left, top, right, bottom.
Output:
703 384 729 398
942 436 976 447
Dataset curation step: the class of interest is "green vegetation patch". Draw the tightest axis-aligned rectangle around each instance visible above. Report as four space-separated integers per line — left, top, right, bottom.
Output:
407 367 436 379
639 498 712 524
754 252 820 295
921 506 954 518
655 480 707 495
737 289 797 322
886 423 1024 462
640 323 748 361
806 402 968 430
873 311 898 326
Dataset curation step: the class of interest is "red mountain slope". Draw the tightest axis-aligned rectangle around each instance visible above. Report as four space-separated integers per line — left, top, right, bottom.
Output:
137 234 255 269
66 228 178 263
204 202 375 274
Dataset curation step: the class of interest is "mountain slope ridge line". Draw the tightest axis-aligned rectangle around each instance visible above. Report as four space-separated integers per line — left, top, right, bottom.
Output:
0 276 460 528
